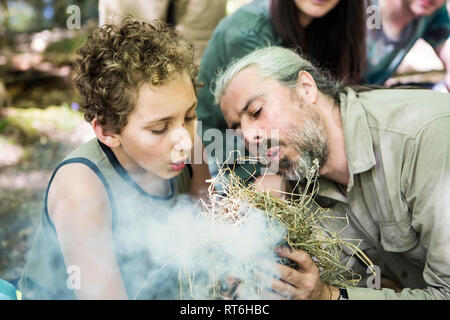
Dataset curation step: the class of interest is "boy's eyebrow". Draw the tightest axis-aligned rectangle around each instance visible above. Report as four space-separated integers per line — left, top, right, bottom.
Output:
144 101 197 124
186 101 197 113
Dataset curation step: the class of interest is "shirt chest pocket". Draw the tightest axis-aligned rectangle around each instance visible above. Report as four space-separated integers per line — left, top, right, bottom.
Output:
379 216 420 253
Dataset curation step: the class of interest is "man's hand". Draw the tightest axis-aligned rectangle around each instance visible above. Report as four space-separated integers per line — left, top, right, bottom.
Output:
226 247 340 300
266 246 340 300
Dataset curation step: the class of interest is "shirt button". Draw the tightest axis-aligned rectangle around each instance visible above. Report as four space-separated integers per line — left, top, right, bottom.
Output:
401 271 408 278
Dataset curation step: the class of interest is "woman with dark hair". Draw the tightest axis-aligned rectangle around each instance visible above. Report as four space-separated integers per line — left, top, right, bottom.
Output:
270 0 366 84
196 0 367 182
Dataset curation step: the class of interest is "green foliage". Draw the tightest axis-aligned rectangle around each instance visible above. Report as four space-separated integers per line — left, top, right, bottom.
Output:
0 117 10 132
0 114 40 145
44 34 87 54
1 0 99 34
7 78 81 110
42 34 87 65
0 105 83 145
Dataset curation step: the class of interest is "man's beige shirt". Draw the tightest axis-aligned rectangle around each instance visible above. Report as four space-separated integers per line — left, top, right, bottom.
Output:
317 88 450 299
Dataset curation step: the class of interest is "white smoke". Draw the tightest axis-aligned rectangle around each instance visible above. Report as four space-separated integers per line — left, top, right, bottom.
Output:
121 195 287 300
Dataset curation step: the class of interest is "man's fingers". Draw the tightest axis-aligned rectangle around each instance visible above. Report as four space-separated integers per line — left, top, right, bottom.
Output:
256 270 295 299
276 263 300 285
275 246 314 271
255 255 304 287
259 288 288 300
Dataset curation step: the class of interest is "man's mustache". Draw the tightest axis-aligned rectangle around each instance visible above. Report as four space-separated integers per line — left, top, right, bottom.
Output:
259 138 286 150
257 138 294 171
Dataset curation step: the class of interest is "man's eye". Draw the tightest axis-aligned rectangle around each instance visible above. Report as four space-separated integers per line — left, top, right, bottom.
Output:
253 108 262 118
150 125 168 135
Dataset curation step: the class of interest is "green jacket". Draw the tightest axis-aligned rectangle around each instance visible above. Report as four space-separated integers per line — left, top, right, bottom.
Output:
320 88 450 299
197 0 282 181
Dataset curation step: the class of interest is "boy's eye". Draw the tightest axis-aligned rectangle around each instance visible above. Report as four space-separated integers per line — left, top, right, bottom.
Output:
150 124 168 135
185 114 197 121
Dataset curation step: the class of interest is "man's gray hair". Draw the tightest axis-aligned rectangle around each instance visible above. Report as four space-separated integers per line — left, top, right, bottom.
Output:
213 46 342 105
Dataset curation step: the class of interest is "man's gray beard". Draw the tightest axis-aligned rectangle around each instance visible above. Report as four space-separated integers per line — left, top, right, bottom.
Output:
281 111 329 182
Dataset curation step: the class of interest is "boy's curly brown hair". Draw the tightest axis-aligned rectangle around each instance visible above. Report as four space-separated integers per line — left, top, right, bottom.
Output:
73 16 199 133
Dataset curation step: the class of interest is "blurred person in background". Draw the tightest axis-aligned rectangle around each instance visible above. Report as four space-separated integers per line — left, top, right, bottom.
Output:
365 0 450 91
98 0 228 64
196 0 367 185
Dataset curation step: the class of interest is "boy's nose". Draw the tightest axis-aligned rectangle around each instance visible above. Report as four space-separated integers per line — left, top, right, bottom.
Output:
172 127 193 153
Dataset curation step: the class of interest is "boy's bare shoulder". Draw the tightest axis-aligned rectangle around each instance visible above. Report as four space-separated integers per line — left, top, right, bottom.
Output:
47 162 112 229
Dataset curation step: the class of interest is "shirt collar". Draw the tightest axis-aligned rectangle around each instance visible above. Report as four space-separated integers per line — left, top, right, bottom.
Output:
317 88 376 200
340 87 377 191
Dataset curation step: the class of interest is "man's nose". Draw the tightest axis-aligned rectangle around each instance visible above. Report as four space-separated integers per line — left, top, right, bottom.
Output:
241 121 265 146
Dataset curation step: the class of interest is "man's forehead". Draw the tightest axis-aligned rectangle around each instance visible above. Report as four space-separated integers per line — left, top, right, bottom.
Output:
221 66 263 105
229 66 262 87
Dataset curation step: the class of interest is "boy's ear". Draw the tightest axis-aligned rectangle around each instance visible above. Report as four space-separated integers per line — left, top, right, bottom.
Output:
91 118 121 148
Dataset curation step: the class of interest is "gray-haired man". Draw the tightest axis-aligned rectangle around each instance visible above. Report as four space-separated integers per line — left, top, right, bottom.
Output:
214 46 450 300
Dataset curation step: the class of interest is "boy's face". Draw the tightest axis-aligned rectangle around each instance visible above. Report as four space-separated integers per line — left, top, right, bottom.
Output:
116 73 197 180
406 0 445 17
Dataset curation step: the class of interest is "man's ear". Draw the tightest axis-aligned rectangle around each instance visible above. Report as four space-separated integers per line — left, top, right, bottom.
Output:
295 70 318 104
91 118 121 148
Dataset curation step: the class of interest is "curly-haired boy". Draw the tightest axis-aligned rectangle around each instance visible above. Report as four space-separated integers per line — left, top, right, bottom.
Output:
19 17 210 299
